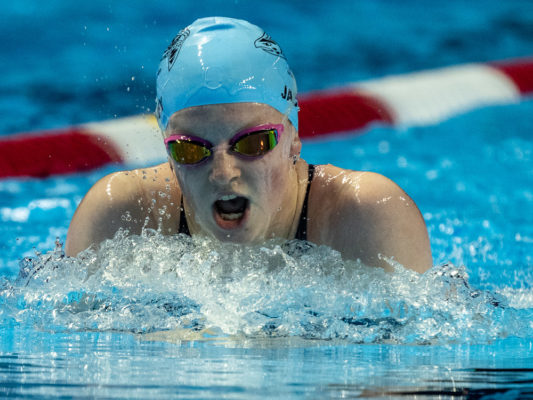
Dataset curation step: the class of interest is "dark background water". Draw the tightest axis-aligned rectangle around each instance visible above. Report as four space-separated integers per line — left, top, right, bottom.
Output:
1 0 532 134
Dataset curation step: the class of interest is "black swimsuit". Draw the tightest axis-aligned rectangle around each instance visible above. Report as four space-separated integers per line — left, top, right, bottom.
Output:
179 164 315 241
293 163 315 241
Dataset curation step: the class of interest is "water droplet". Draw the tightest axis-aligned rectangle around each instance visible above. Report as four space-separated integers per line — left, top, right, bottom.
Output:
378 140 390 154
397 156 408 168
425 170 438 180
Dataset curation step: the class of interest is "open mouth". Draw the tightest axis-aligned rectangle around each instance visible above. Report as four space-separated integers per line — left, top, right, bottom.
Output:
213 194 250 229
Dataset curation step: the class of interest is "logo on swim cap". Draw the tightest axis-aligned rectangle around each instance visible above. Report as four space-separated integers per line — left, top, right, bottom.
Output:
254 32 285 59
161 28 191 72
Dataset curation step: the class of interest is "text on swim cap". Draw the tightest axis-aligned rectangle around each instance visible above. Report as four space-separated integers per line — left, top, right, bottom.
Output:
282 86 298 108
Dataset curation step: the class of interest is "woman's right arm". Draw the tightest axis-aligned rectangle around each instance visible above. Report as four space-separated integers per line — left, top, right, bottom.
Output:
65 170 147 256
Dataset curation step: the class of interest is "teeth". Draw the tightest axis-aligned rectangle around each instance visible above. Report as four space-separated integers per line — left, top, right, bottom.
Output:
220 212 244 220
219 194 238 201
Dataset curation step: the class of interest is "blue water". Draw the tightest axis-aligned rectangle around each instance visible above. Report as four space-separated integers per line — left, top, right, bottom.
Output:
1 0 533 398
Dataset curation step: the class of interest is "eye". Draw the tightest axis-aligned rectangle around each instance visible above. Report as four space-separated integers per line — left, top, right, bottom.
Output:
232 130 278 157
168 140 212 164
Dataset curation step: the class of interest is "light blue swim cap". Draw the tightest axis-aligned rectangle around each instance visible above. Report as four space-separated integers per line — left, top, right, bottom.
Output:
155 17 299 131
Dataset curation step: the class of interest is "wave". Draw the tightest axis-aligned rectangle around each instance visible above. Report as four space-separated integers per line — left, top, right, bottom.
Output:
1 229 531 344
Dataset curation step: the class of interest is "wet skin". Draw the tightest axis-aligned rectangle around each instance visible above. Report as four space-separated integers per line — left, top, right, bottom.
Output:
66 103 433 273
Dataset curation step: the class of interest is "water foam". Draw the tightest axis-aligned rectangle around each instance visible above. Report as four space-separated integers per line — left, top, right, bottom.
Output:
1 230 532 344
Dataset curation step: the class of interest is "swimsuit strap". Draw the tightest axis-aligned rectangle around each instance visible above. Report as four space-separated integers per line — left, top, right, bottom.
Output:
294 164 315 241
178 195 191 236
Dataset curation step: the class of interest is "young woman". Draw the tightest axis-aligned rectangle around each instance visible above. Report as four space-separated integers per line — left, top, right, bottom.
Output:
66 17 432 273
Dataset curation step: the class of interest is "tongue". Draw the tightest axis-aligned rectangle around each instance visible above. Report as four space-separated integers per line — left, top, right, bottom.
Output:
215 197 247 214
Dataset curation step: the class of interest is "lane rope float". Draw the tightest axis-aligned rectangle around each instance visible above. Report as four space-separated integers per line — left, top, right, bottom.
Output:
1 57 531 179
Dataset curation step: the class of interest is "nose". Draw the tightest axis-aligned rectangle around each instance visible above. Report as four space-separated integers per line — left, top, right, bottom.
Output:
208 147 241 186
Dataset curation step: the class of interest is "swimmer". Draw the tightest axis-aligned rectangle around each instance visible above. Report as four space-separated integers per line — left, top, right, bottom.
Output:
65 17 432 273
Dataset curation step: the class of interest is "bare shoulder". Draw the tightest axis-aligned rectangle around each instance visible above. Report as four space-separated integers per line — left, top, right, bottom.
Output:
65 163 180 256
309 164 432 273
310 165 405 211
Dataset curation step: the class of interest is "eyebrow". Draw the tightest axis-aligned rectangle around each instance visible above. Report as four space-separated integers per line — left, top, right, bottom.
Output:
166 122 282 139
167 111 279 134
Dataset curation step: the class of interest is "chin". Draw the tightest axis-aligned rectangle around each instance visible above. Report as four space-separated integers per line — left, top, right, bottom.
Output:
211 214 266 245
211 227 259 244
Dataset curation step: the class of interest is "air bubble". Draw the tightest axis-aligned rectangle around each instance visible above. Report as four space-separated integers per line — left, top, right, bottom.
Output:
121 211 132 222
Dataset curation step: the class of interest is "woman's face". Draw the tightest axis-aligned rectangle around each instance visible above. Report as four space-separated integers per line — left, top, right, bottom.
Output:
165 102 301 243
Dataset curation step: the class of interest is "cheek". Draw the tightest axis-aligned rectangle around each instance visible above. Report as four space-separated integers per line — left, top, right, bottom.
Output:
175 167 208 200
248 153 291 199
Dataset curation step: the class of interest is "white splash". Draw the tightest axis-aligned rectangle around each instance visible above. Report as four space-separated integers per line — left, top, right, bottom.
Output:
1 231 532 345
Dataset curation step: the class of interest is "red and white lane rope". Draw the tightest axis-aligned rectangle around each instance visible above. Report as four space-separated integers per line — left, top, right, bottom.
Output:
298 57 532 138
1 58 531 179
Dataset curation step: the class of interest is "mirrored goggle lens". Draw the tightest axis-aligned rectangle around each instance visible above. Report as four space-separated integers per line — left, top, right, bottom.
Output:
232 129 278 157
167 140 212 165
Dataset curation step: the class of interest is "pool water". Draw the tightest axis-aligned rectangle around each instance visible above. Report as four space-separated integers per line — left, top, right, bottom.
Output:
1 0 533 398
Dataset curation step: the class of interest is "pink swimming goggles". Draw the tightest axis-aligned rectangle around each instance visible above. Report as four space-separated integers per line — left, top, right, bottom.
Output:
164 124 284 165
